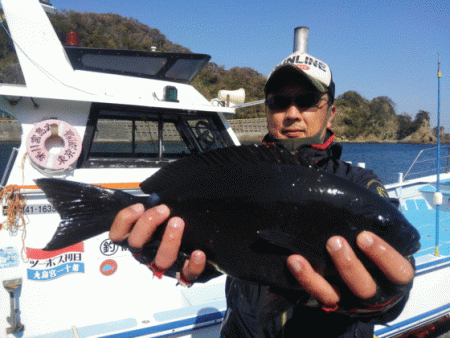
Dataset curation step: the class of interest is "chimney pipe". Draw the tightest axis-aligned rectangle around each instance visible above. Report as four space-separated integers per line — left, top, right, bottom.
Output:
293 27 309 53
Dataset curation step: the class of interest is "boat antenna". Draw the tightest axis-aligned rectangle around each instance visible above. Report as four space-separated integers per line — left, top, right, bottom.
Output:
434 52 442 257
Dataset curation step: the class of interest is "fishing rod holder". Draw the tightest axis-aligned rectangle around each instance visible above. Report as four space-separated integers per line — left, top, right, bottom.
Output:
3 278 24 334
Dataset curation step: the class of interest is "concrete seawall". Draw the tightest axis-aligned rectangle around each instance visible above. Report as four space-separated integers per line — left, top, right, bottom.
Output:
228 118 266 142
0 119 21 142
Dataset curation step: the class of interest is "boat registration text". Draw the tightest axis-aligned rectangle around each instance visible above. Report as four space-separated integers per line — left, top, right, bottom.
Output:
3 204 57 215
24 204 56 214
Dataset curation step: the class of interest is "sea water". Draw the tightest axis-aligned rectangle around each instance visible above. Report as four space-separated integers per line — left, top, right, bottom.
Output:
340 143 442 184
0 142 442 185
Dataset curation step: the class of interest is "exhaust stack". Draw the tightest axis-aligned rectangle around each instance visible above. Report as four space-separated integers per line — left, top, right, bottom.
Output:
293 27 309 53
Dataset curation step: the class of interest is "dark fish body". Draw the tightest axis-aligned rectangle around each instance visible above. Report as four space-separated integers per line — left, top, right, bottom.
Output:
36 145 420 290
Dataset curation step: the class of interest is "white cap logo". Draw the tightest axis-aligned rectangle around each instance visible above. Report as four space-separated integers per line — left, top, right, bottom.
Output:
276 52 331 87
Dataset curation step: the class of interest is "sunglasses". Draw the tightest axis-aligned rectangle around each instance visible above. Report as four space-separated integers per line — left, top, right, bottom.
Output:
265 94 328 111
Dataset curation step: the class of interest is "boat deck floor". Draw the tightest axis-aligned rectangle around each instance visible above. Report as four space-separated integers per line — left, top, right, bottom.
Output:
402 198 450 258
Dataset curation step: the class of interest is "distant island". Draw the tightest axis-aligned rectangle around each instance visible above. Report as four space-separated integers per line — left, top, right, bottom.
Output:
0 9 443 144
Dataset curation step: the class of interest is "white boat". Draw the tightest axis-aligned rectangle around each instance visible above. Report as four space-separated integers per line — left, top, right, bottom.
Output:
374 145 450 338
0 0 236 337
1 1 450 337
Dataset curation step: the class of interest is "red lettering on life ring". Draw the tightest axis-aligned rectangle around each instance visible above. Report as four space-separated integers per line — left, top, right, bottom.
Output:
26 119 82 170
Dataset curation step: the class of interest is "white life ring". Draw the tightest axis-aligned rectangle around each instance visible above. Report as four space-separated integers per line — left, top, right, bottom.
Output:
26 119 82 171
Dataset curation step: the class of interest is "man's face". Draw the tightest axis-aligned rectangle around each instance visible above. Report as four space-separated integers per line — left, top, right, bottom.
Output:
266 83 335 141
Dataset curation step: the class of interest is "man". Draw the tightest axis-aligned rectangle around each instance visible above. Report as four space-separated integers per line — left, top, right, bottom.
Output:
109 51 415 337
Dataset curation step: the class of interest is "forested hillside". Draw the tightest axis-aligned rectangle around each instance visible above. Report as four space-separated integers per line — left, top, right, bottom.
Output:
0 9 442 143
333 91 438 143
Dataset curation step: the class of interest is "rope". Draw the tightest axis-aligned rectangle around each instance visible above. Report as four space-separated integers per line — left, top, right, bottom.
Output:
0 152 30 262
0 184 27 261
0 185 25 232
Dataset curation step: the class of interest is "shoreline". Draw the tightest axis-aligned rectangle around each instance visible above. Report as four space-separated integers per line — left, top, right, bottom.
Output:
0 137 443 145
238 134 444 145
0 117 439 145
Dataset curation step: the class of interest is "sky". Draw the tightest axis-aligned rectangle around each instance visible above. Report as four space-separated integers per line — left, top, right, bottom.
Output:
50 0 450 130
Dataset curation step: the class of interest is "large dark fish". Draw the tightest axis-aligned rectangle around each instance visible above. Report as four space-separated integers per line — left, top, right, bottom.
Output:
36 145 420 291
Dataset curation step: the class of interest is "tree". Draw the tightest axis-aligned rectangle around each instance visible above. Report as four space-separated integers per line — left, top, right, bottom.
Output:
396 114 414 140
396 111 431 141
334 91 371 139
335 91 368 108
413 110 430 125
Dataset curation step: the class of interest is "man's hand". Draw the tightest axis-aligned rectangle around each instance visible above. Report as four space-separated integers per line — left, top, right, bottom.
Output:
110 204 414 303
109 203 206 283
287 231 415 307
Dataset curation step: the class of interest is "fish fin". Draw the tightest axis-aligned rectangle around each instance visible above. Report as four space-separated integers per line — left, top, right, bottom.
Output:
257 229 325 265
140 145 312 194
257 229 309 253
35 178 147 251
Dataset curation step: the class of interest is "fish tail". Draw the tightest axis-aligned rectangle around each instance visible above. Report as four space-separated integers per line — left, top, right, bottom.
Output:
35 178 155 251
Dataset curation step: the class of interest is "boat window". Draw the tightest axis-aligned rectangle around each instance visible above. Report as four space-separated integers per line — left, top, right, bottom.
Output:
64 48 211 84
90 119 190 156
80 104 234 168
81 54 167 77
0 110 21 186
166 59 209 83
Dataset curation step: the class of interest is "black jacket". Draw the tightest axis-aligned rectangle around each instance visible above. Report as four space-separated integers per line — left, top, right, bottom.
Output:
220 131 414 338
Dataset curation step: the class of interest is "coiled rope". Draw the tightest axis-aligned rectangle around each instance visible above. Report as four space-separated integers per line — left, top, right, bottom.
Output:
0 184 27 261
0 184 26 233
0 152 29 261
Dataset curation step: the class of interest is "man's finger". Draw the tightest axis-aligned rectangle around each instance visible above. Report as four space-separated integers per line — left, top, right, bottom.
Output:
356 231 414 285
154 217 185 271
109 203 145 243
287 255 340 306
181 250 207 283
327 236 377 300
127 205 170 249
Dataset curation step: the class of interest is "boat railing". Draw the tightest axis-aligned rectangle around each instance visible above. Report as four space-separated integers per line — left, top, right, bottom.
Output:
403 145 450 182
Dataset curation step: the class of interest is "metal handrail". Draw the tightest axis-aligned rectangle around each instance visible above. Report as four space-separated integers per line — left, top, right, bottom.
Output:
403 146 450 181
0 147 19 188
